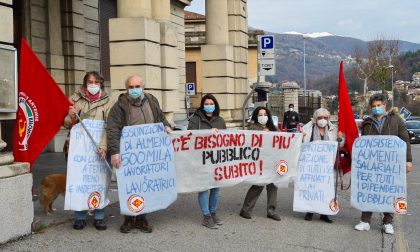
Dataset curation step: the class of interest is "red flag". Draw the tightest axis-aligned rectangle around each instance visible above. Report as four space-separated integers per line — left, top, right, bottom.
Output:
338 61 359 174
13 39 71 168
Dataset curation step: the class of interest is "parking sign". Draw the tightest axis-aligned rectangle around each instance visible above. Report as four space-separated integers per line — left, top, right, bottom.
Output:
186 83 196 95
260 35 274 49
258 35 275 59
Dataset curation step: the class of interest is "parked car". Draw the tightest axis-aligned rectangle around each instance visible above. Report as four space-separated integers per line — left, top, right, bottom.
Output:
173 118 189 131
407 116 420 121
406 120 420 144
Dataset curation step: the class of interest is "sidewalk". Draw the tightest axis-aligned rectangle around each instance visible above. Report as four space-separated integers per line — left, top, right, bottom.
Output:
1 153 398 251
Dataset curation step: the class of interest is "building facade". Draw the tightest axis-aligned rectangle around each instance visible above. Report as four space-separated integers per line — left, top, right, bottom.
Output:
0 0 255 243
184 1 250 126
0 0 197 243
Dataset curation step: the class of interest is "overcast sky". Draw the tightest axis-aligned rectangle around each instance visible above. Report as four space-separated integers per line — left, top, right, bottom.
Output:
186 0 420 43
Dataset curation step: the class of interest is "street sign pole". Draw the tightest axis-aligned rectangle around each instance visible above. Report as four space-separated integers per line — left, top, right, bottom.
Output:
242 35 276 129
242 37 262 129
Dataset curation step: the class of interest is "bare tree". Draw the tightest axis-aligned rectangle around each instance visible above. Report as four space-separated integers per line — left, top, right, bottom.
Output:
370 38 399 93
352 36 400 114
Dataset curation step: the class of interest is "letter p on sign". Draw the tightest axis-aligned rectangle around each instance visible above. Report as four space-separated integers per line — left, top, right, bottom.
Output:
261 35 274 49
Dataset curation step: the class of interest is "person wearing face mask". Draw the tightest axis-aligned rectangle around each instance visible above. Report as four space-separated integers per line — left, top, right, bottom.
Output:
301 108 343 223
283 103 300 132
354 94 412 235
239 107 281 221
106 75 172 234
188 94 226 229
63 71 111 231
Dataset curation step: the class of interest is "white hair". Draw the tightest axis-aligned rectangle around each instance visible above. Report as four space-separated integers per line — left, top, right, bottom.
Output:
311 108 331 123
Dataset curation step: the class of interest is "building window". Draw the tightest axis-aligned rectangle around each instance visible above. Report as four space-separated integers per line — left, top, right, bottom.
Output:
99 0 117 82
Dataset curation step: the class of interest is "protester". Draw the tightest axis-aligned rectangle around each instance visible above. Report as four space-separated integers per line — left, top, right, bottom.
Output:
106 75 172 234
283 103 300 132
188 94 226 229
239 107 281 221
301 108 343 223
63 71 111 231
354 94 412 235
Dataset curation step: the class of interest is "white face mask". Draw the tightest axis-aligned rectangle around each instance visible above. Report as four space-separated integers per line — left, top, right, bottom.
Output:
317 119 328 128
87 84 100 95
258 115 268 125
289 108 294 111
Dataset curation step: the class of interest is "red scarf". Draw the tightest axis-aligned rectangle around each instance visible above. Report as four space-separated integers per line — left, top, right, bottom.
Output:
84 88 101 102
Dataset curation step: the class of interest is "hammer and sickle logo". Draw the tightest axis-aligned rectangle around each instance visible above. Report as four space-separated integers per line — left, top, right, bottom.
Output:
18 119 26 138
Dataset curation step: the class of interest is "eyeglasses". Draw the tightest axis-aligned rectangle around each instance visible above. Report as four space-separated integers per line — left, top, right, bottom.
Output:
128 85 142 89
317 116 329 120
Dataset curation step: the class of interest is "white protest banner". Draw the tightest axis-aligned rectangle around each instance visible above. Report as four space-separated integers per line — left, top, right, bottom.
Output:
293 141 339 215
171 130 303 193
351 135 407 214
116 123 177 216
65 119 111 211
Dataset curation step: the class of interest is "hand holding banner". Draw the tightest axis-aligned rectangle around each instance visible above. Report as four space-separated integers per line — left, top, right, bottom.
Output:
351 136 407 214
171 130 303 193
64 120 111 211
293 141 339 215
116 123 177 216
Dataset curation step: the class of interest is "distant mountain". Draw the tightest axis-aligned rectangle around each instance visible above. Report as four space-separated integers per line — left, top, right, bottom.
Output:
263 31 420 88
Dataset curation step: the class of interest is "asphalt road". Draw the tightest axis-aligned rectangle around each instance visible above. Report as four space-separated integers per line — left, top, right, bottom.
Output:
1 145 419 251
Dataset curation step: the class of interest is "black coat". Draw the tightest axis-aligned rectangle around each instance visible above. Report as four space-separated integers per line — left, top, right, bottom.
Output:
187 110 226 130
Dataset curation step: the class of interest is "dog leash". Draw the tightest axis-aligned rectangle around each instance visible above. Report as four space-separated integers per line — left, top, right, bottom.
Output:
75 114 113 173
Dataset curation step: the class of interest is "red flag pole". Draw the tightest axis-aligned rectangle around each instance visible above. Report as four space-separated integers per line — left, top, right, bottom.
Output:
13 38 72 168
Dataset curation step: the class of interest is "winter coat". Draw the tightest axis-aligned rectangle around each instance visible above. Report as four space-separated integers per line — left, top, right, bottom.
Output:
106 93 171 156
249 123 277 132
63 89 111 150
283 110 300 129
360 109 412 162
301 121 339 144
187 110 226 130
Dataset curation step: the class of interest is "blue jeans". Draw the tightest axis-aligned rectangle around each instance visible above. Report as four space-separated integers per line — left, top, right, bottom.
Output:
198 188 219 216
74 209 105 220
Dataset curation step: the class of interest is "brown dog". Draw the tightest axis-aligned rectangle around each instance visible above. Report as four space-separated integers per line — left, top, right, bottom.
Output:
39 173 66 215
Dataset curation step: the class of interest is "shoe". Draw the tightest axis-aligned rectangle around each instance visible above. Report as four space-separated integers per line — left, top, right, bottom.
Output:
93 219 107 231
211 213 223 225
383 224 394 235
134 216 153 233
239 210 252 219
320 215 333 223
73 220 87 230
202 215 218 229
354 221 370 231
120 216 135 233
304 213 313 221
267 213 281 221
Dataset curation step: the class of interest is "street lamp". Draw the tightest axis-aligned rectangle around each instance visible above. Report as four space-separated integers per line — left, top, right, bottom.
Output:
388 64 394 107
303 36 307 106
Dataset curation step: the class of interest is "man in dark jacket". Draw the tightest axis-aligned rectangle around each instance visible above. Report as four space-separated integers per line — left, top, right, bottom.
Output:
106 75 172 234
354 93 412 235
283 103 300 132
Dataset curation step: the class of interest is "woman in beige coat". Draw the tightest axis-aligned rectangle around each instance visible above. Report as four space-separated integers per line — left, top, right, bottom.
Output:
301 108 343 223
63 71 112 231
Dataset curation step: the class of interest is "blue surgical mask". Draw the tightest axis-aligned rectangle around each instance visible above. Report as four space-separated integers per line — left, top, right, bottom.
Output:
203 105 215 113
372 106 384 116
128 88 143 99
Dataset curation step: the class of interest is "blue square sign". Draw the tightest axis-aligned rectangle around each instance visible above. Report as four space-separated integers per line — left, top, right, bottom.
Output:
260 35 274 49
186 83 196 95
